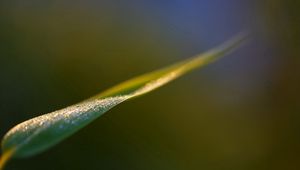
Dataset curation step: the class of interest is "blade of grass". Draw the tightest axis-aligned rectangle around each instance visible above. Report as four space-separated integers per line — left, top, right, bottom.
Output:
0 33 247 169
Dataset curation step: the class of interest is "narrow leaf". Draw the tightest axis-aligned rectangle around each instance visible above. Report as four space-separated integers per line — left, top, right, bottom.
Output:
0 34 247 168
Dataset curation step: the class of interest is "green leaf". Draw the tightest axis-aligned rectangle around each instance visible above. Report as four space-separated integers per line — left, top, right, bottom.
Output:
0 34 247 169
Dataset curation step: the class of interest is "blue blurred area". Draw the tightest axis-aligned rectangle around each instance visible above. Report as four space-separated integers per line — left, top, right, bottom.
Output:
1 1 299 170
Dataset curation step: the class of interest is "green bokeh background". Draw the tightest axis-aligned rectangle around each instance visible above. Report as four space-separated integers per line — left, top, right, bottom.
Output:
1 1 299 170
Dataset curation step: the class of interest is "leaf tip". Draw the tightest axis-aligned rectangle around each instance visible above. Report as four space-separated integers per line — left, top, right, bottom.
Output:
207 31 250 61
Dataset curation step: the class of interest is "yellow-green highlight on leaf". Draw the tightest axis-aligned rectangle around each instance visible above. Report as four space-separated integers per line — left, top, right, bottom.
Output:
0 148 14 170
0 33 247 168
91 33 246 100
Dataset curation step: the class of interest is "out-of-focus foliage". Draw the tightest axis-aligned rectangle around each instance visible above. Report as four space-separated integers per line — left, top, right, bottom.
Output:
257 1 300 169
0 1 299 170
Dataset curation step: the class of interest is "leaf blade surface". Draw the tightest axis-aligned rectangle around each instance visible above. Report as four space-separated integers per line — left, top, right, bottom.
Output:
1 34 247 163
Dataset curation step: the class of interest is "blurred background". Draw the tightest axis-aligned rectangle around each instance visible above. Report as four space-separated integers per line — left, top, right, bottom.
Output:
0 0 299 170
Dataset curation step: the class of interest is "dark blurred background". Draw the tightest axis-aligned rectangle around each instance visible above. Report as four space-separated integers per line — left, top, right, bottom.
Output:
0 0 299 170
